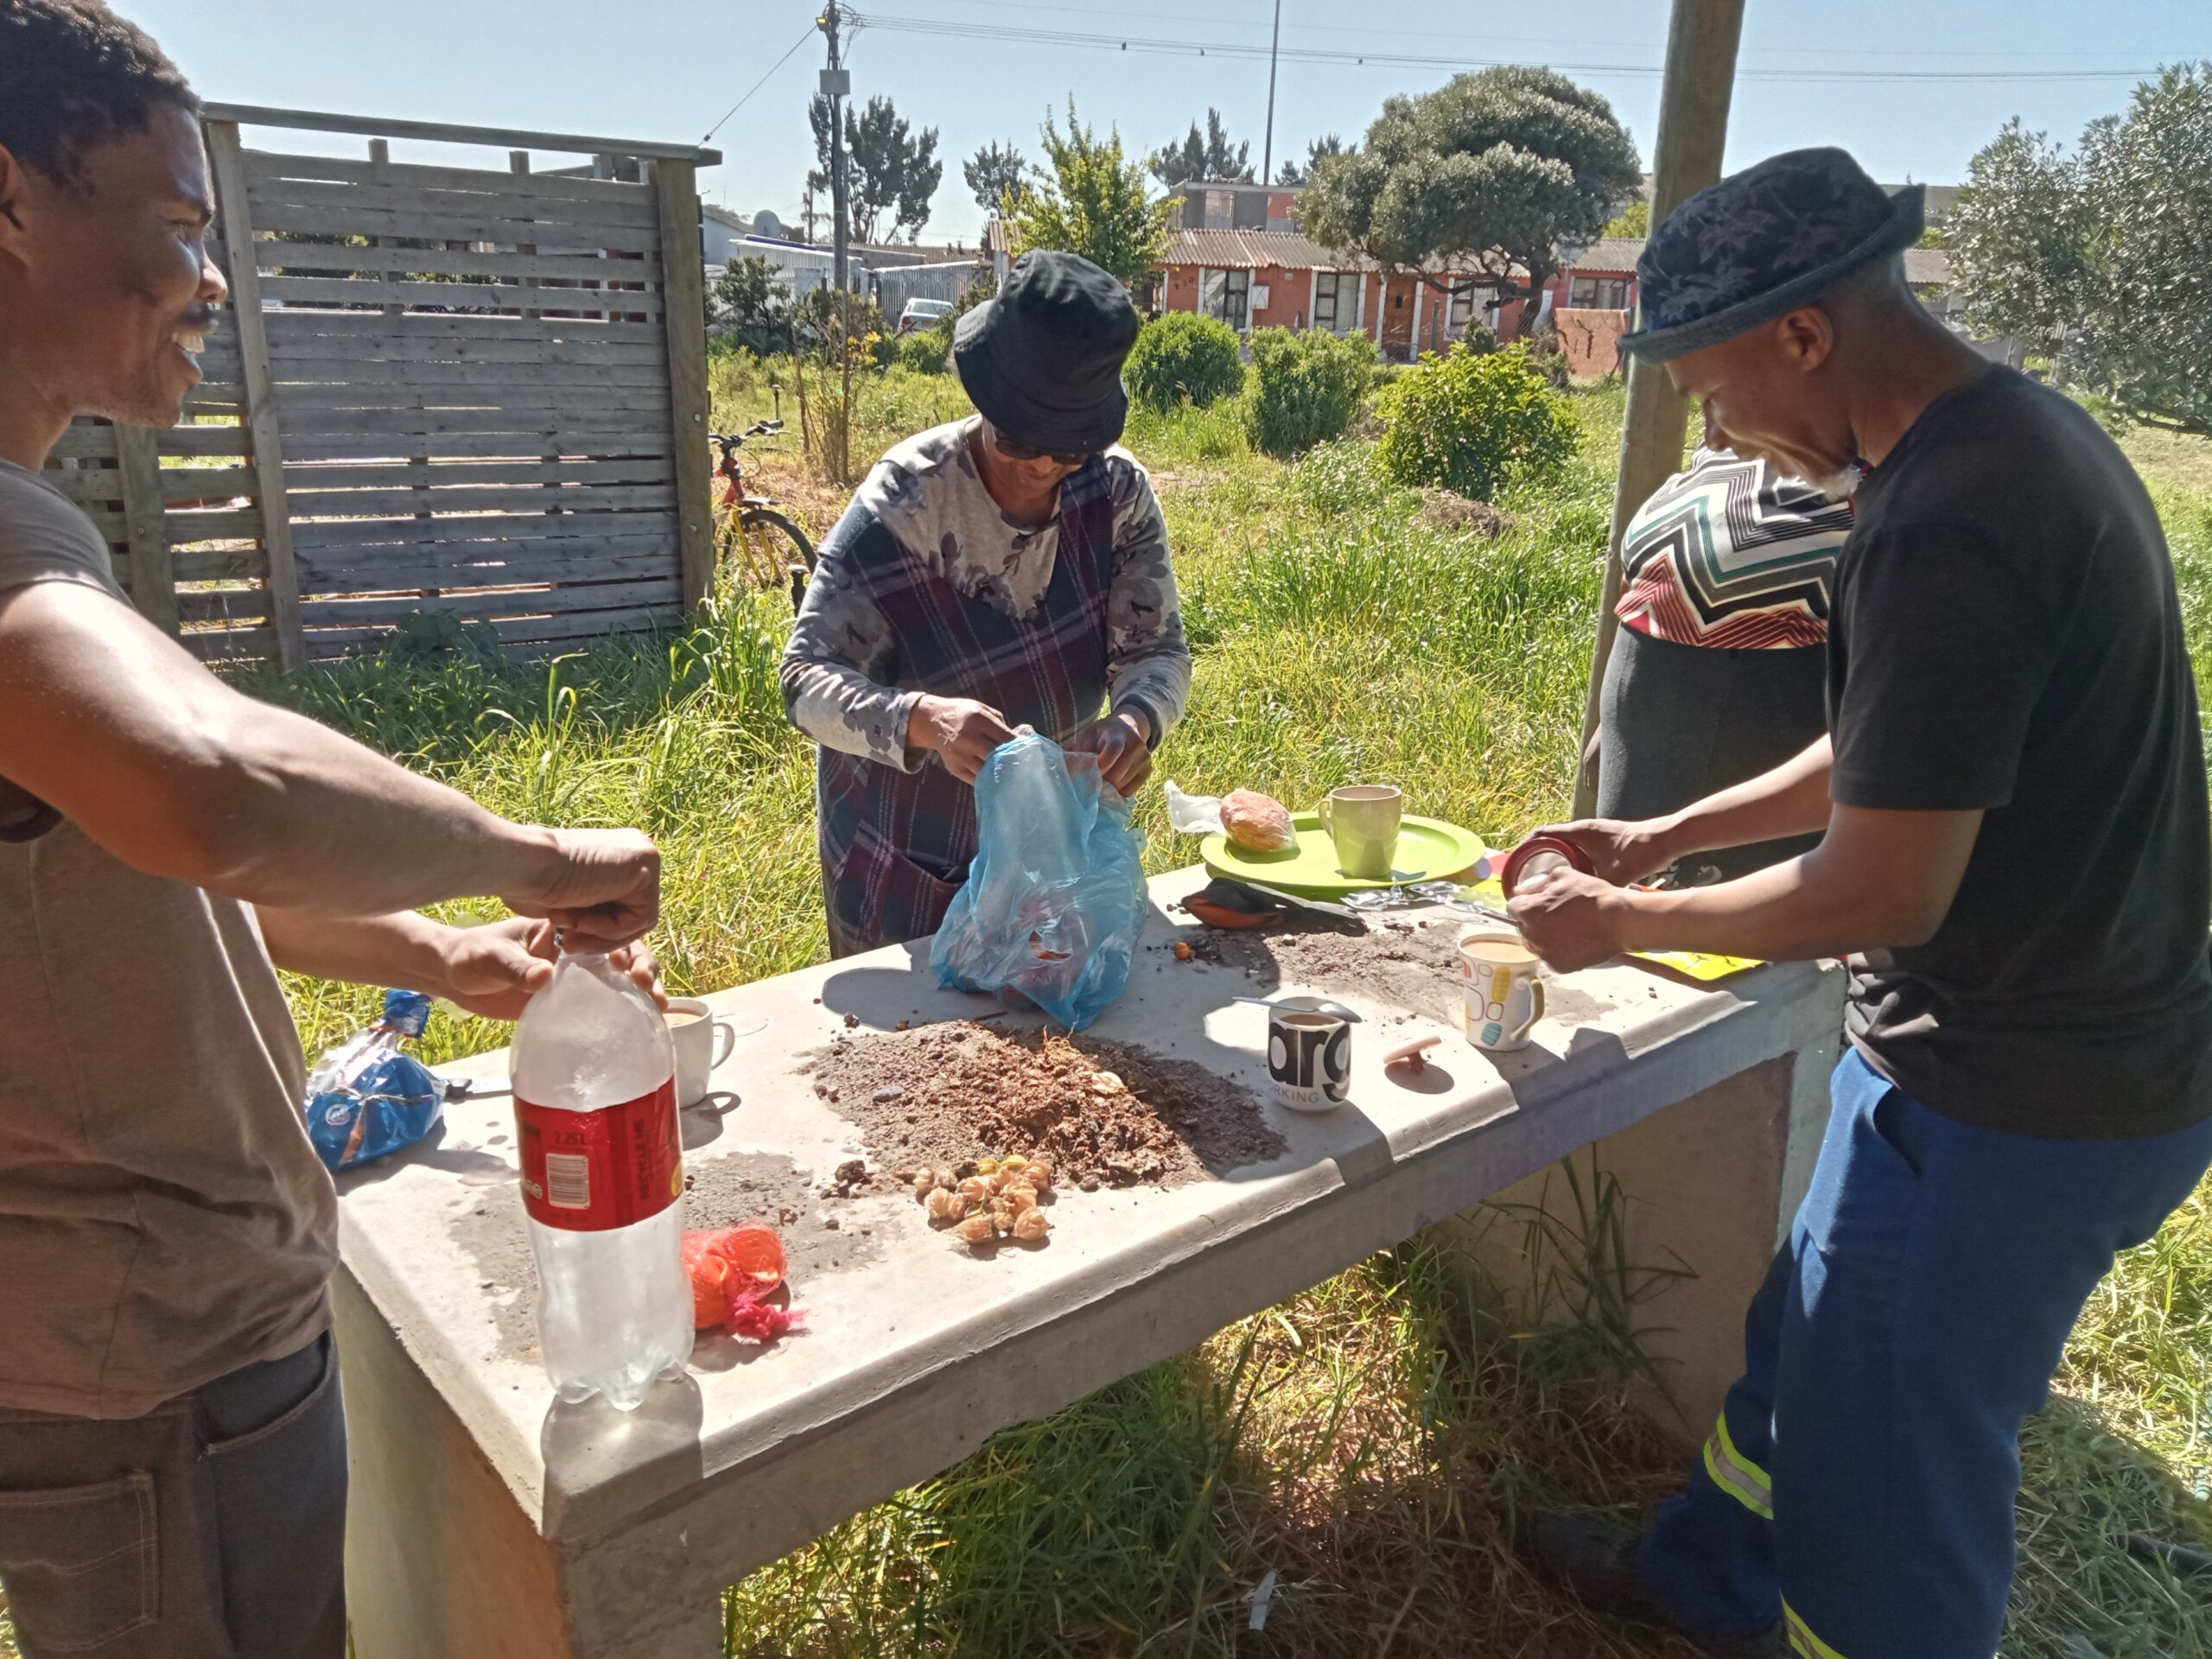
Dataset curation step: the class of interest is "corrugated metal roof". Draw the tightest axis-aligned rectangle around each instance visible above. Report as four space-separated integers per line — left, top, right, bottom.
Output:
1567 237 1647 275
1160 228 1369 270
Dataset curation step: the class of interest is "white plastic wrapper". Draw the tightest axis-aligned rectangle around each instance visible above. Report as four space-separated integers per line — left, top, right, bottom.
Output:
1164 780 1226 836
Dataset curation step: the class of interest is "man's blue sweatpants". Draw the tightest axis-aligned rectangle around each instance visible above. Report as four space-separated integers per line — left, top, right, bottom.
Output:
1638 1048 2212 1658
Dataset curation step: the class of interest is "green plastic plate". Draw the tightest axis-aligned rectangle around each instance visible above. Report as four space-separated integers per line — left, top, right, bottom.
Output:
1199 812 1488 897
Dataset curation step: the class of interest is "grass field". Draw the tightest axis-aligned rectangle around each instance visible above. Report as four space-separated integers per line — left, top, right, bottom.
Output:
4 369 2205 1659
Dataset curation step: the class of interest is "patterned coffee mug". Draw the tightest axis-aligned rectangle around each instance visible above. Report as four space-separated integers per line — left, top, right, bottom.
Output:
1458 930 1546 1052
1268 1007 1351 1112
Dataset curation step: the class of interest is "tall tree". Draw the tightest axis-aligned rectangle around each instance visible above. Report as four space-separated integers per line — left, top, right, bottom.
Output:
963 141 1027 215
808 92 943 245
708 255 794 355
1297 67 1642 322
1151 110 1251 187
1275 134 1344 187
1007 99 1178 289
1953 64 2212 435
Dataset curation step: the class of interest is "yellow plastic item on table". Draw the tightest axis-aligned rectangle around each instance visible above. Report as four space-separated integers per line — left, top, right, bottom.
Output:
1459 876 1763 982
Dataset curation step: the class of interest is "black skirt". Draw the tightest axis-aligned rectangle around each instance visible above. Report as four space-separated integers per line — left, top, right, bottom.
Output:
1596 626 1828 882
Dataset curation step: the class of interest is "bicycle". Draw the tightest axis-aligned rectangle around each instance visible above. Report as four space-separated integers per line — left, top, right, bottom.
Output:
709 418 817 610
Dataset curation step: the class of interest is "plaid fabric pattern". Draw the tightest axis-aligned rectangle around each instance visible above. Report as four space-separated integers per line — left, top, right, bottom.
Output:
818 458 1120 956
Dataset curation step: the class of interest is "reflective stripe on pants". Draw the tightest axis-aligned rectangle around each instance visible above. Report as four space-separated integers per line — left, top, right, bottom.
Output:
1785 1600 1850 1659
1701 1410 1773 1521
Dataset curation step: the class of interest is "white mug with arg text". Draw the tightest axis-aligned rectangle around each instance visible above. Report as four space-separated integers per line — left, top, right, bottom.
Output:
1459 930 1545 1052
665 997 736 1107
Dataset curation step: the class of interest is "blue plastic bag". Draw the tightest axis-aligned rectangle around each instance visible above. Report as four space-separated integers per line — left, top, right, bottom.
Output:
305 989 448 1173
931 733 1147 1031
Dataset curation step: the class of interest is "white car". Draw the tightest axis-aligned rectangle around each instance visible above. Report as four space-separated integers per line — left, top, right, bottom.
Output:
897 298 955 334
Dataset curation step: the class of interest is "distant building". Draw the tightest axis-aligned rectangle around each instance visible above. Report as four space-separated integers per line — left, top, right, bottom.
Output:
1162 181 1303 234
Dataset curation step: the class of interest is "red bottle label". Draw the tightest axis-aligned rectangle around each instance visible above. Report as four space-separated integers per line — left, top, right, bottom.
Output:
514 1078 682 1232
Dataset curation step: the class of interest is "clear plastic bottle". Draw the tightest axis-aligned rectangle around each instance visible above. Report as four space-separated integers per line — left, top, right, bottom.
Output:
510 950 691 1409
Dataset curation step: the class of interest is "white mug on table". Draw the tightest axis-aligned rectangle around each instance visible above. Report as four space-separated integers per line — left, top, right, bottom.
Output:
665 997 736 1106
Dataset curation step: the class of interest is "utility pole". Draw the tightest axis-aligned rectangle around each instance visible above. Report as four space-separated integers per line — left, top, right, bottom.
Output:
1570 0 1746 817
1261 0 1282 188
818 2 851 296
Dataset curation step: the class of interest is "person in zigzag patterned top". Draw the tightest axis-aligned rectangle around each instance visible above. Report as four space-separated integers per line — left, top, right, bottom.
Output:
1595 415 1857 884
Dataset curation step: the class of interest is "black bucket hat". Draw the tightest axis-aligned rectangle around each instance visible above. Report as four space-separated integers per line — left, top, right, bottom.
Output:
1622 147 1924 364
953 250 1139 454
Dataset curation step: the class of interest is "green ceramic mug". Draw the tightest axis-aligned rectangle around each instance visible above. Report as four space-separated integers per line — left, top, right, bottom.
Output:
1318 785 1403 880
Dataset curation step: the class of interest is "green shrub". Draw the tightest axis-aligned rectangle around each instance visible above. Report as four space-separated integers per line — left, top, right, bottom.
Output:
1125 312 1244 411
895 329 950 374
1376 344 1580 500
1243 327 1377 456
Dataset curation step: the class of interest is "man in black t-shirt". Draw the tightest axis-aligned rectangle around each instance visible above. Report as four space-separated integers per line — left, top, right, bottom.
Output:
1513 149 2212 1659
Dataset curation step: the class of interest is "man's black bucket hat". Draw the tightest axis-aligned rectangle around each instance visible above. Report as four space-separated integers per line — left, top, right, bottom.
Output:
1623 147 1925 364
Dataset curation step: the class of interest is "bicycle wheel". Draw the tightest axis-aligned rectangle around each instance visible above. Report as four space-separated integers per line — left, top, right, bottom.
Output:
740 507 817 610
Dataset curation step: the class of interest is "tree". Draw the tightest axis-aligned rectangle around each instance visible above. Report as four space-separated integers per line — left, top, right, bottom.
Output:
1297 67 1643 325
808 92 943 245
708 255 794 355
1275 134 1344 187
1151 109 1251 187
1604 198 1649 238
1006 100 1179 289
964 141 1027 215
1952 64 2212 436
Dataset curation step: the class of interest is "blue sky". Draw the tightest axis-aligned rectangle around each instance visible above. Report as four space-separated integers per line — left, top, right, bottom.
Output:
134 1 2201 245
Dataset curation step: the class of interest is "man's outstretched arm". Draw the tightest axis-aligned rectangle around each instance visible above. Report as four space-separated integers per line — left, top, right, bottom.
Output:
0 581 658 944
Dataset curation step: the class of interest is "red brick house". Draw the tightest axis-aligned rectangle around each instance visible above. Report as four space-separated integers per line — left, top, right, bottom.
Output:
987 207 1647 372
1151 228 1510 363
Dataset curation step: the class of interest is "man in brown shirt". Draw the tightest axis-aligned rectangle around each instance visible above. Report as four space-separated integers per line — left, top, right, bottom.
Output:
0 5 665 1654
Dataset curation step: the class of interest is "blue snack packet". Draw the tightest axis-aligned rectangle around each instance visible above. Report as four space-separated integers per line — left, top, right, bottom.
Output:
305 989 448 1173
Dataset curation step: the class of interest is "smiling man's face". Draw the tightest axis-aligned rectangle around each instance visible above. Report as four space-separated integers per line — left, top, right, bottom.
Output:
0 100 226 429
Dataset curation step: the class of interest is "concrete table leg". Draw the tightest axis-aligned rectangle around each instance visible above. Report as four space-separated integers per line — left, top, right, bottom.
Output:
334 1270 724 1659
1452 1033 1837 1443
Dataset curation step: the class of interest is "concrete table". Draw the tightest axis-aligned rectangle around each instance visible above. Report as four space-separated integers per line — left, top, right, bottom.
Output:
335 867 1843 1658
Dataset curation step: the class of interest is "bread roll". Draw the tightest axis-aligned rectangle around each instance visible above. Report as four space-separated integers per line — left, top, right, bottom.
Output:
1221 789 1296 852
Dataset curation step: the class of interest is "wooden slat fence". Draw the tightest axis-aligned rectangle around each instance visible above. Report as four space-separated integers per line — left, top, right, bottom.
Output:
49 107 719 667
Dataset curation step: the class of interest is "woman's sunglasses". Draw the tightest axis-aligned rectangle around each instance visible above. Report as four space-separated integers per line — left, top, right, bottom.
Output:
992 433 1092 467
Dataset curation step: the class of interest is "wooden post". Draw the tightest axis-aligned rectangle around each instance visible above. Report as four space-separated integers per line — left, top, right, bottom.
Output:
652 158 715 615
1569 0 1746 818
111 423 178 636
204 119 307 671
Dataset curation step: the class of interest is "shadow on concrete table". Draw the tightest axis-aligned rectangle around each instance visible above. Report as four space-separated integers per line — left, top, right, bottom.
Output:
334 865 1842 1658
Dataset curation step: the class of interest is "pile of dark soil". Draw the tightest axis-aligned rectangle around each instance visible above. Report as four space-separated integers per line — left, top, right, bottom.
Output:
806 1022 1285 1191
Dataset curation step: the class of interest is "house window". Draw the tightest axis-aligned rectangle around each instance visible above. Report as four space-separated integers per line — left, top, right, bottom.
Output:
1568 276 1630 310
1313 271 1359 332
1200 268 1250 330
1447 285 1476 335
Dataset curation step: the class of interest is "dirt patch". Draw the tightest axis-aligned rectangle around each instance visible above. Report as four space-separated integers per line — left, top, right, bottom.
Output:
449 1186 543 1362
683 1149 884 1281
449 1150 875 1361
806 1022 1285 1191
1204 912 1469 1027
1416 489 1508 537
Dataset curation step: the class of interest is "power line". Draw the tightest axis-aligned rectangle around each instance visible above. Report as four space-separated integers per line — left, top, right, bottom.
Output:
702 23 818 143
880 0 2163 66
846 10 2158 84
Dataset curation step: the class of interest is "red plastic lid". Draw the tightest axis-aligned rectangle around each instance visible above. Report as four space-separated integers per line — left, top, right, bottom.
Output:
1501 833 1594 895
